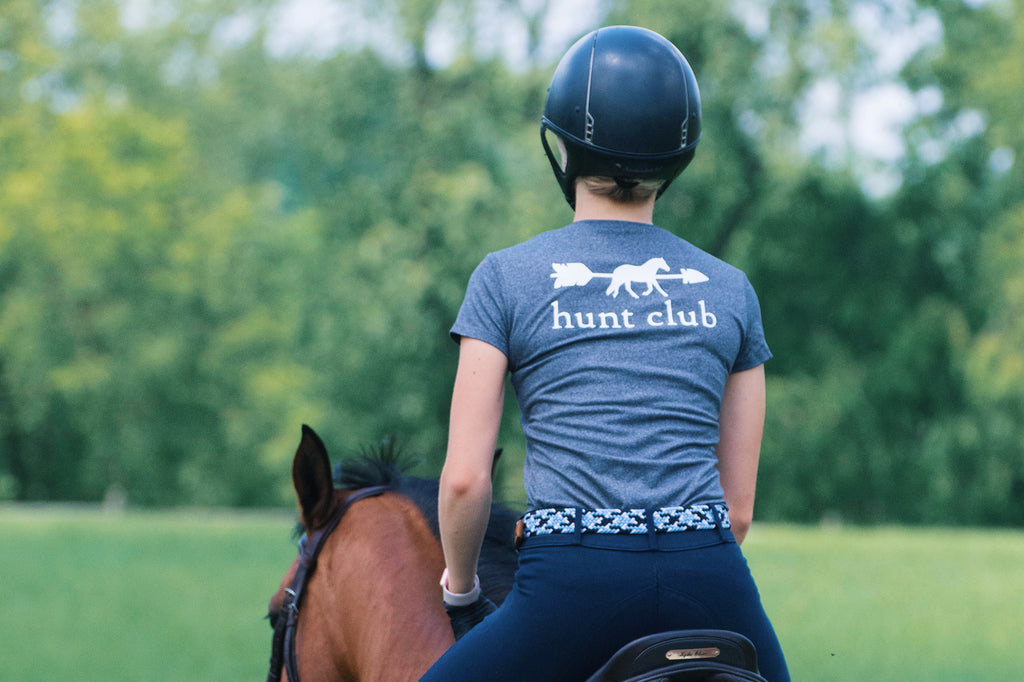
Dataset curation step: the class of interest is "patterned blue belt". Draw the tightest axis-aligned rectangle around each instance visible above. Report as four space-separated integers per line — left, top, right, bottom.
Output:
520 503 731 539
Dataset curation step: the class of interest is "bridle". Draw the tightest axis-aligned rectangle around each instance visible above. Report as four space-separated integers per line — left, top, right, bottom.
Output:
267 485 391 682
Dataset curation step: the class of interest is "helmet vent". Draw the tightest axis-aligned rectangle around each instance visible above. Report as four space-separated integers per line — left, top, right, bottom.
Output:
583 34 597 143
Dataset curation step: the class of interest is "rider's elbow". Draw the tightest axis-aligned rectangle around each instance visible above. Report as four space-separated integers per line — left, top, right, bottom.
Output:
439 467 491 504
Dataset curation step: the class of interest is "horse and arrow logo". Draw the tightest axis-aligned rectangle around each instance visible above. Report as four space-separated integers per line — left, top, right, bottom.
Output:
551 257 709 299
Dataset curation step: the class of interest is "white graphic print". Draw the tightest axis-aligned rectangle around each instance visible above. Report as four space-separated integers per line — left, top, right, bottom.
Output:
606 258 669 298
551 258 709 298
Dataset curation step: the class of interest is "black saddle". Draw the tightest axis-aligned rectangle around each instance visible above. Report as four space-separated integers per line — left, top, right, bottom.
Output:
586 630 769 682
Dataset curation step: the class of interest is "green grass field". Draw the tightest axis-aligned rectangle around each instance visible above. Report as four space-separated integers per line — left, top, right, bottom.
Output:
2 506 1021 680
744 524 1024 680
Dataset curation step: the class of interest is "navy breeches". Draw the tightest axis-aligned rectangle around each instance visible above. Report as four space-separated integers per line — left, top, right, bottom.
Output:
419 530 790 681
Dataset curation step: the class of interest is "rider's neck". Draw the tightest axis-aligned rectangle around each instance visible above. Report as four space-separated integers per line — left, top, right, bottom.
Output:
573 186 655 225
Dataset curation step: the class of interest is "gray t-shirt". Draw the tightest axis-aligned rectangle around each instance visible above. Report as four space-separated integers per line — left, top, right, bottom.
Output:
452 220 771 511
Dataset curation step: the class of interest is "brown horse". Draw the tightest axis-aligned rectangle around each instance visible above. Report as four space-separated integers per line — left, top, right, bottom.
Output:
266 426 516 682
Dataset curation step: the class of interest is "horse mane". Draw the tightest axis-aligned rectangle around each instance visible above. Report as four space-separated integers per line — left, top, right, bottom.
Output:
332 437 407 491
332 439 520 605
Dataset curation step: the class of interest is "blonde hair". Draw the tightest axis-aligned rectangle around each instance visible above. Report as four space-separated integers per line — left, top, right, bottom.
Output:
579 176 663 204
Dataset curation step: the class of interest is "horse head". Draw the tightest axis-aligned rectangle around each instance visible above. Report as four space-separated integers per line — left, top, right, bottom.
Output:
267 426 454 682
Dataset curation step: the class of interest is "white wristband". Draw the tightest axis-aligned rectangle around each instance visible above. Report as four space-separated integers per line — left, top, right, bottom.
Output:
440 568 481 606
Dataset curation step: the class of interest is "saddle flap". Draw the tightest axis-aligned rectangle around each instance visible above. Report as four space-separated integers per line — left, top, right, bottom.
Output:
586 629 762 682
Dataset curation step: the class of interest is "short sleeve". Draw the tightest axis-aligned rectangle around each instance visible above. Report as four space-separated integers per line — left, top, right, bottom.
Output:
731 276 772 372
450 254 511 356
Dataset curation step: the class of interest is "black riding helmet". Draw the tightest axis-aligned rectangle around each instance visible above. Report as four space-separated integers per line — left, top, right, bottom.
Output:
541 26 702 208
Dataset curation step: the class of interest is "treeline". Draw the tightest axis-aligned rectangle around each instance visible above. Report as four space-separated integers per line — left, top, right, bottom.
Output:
1 0 1022 525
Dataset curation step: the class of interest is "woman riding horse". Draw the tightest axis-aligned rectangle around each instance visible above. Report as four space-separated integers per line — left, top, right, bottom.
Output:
422 26 790 681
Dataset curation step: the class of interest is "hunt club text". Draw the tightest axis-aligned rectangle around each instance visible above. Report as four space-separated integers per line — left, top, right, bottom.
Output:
551 299 718 330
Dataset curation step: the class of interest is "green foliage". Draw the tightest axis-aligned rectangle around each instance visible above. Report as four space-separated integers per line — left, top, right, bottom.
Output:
0 0 1022 523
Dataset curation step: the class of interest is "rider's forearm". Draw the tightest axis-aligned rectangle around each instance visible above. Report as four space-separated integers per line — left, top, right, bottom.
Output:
438 468 492 594
715 365 766 546
438 338 507 595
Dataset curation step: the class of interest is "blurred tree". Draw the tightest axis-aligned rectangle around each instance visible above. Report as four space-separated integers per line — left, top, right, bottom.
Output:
609 0 1024 524
910 0 1024 523
0 0 1021 523
0 0 307 504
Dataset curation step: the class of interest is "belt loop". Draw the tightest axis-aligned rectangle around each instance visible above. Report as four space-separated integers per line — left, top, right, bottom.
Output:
713 505 729 542
573 507 583 544
646 507 657 549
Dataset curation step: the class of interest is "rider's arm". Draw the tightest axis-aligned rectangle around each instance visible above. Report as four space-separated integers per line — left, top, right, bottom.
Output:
438 337 507 594
715 364 766 545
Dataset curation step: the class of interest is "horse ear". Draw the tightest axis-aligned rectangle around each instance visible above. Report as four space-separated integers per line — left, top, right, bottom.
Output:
293 425 334 529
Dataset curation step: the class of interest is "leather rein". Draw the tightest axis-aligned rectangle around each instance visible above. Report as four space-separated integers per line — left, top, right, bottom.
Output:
267 485 391 682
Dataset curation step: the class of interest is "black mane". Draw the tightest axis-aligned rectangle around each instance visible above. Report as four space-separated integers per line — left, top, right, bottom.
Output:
332 440 520 605
332 437 408 491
